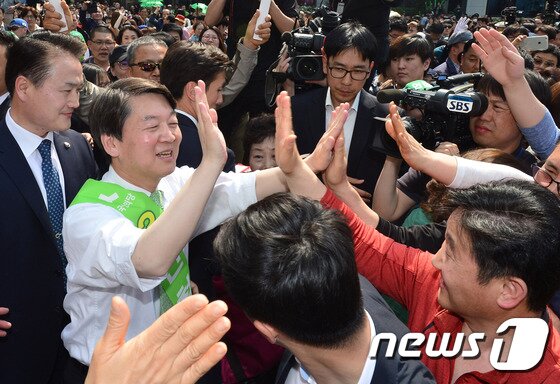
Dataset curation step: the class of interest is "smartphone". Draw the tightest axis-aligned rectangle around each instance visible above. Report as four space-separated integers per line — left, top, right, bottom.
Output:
519 35 548 51
49 0 68 32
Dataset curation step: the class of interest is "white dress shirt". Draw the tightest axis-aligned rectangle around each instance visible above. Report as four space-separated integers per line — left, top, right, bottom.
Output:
5 108 67 207
325 88 361 155
285 311 377 384
62 165 257 365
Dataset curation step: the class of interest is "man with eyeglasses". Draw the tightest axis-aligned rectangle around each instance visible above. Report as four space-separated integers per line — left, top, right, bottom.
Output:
291 21 389 195
85 26 116 71
531 45 560 82
126 35 167 83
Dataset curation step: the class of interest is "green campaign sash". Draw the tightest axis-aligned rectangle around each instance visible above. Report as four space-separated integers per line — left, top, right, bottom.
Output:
71 179 191 309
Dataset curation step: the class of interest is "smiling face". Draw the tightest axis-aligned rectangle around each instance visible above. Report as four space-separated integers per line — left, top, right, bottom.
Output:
201 29 220 48
14 54 83 137
107 93 181 191
431 210 501 318
322 48 372 107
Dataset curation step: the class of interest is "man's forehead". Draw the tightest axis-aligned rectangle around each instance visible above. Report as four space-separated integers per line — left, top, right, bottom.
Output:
92 31 113 40
330 49 370 67
136 45 167 60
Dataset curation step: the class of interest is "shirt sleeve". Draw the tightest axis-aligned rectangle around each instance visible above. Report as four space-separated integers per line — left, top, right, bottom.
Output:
448 157 533 189
63 204 163 292
519 110 560 160
193 170 258 236
222 38 259 108
320 189 439 310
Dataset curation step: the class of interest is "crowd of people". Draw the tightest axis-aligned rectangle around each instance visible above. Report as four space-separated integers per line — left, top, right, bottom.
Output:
1 0 560 383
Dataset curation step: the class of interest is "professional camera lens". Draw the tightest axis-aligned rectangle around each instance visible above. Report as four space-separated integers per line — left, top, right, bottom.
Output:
297 57 321 79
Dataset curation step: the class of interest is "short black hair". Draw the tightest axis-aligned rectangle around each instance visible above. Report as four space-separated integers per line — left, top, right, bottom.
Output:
89 78 176 161
6 33 84 95
477 69 551 108
215 193 364 348
89 25 116 41
532 44 560 68
242 114 275 165
323 21 377 62
389 19 408 34
162 23 183 39
160 41 232 100
116 25 141 45
389 34 433 62
441 179 560 312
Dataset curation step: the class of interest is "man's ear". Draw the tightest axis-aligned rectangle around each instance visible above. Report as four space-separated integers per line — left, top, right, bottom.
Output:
423 58 431 71
253 320 279 344
322 47 328 75
100 134 119 158
184 81 197 102
13 75 31 102
497 277 528 310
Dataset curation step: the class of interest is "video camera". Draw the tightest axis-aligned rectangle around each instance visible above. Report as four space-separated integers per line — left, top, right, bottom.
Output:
501 6 523 25
371 73 487 158
264 8 341 106
279 8 340 83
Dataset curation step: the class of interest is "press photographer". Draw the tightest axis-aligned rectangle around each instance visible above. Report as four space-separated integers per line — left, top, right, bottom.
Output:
373 74 486 157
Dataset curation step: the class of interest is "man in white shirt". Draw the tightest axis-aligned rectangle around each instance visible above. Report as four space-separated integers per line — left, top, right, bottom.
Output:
61 77 290 381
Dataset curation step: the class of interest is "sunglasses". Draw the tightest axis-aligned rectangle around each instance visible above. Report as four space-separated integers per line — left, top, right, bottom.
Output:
129 61 162 72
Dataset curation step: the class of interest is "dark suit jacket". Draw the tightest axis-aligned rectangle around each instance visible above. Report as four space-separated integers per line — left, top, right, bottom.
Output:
274 276 436 383
176 112 236 173
291 88 389 194
0 119 98 383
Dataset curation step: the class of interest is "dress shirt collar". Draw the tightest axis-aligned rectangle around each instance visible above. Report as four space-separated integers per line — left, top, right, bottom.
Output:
102 165 153 197
176 108 197 126
291 310 377 384
6 108 54 159
325 87 361 112
0 91 9 105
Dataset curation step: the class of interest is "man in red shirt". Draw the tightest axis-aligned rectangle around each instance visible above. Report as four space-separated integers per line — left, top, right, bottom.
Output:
273 92 560 383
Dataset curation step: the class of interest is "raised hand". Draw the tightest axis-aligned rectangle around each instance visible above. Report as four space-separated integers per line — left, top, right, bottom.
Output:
244 10 272 49
472 28 525 87
324 134 349 190
274 91 300 175
194 80 227 168
43 1 75 33
85 295 230 384
305 102 349 173
385 103 432 173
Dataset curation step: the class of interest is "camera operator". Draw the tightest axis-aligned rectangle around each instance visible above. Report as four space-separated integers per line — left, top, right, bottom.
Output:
290 21 389 198
373 29 558 224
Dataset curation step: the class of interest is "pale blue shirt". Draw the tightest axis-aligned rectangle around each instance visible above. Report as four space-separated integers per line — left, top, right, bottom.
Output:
325 87 360 155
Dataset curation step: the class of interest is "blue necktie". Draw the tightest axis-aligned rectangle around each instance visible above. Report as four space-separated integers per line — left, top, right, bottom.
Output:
37 140 66 270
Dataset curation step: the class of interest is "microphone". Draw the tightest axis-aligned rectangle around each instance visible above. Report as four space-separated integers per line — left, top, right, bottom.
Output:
376 89 407 104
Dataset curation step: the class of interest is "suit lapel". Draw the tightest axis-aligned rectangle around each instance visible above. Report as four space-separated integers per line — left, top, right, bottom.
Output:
0 118 52 234
53 133 76 206
347 90 372 176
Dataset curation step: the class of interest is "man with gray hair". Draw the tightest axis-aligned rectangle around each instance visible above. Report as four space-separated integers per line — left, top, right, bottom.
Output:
126 35 168 82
